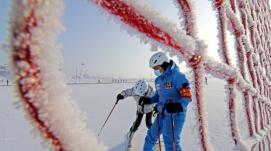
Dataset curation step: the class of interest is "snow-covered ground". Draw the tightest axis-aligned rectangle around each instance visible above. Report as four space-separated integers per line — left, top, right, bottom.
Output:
0 76 250 151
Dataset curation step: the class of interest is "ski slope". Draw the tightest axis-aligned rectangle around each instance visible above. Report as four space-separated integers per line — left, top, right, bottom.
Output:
1 76 252 151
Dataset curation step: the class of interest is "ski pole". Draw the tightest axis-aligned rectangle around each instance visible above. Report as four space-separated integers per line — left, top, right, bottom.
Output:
157 114 162 151
167 98 177 151
170 113 176 151
98 100 118 136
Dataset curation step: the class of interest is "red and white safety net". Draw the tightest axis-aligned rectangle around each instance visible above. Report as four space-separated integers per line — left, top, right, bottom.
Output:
90 0 271 150
8 0 271 151
9 0 106 151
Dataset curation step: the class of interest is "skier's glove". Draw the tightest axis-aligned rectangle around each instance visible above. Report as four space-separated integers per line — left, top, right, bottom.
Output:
153 105 158 117
116 94 124 104
165 102 183 113
138 96 151 106
153 105 158 113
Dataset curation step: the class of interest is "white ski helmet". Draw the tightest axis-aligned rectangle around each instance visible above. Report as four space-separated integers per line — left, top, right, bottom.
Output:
149 52 169 68
134 80 149 96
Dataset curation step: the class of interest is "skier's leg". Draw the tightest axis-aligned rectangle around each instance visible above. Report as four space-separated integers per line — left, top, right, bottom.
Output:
130 112 143 132
127 132 135 150
145 111 153 129
143 115 162 151
128 112 143 148
162 113 186 151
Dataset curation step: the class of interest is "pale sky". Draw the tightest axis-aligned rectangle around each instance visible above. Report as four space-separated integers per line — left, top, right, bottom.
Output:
1 0 267 78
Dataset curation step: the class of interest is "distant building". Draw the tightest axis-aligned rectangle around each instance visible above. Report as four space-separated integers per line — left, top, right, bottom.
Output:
0 64 10 78
0 64 11 85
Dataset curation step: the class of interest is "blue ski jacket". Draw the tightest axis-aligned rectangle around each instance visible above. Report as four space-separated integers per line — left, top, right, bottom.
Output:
150 60 192 113
143 60 192 151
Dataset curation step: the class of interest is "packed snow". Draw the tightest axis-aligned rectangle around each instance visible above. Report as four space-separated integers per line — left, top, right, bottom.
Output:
0 76 253 151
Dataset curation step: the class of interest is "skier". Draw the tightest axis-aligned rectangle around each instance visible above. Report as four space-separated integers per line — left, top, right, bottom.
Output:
139 52 192 151
116 80 155 151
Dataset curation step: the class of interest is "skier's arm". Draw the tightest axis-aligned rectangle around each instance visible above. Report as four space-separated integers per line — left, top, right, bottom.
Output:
174 72 192 107
138 88 159 106
150 90 159 103
120 88 133 98
149 79 159 103
116 88 133 104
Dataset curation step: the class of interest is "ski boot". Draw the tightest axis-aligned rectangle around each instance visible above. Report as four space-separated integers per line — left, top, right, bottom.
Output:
126 131 135 151
126 144 134 151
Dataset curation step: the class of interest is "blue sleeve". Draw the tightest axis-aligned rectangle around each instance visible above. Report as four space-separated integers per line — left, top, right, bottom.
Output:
150 78 160 103
150 91 159 103
174 72 191 108
174 72 190 89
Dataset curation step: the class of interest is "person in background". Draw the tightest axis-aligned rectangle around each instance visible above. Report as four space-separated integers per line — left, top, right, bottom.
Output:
139 52 192 151
116 80 155 151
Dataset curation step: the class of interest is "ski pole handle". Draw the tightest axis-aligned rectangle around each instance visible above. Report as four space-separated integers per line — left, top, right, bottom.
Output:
115 99 120 104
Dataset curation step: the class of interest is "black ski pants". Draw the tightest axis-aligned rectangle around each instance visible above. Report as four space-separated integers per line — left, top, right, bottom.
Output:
130 111 153 132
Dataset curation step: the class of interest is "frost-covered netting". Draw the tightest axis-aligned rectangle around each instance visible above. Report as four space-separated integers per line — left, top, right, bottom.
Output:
89 0 271 150
7 0 271 151
9 0 107 151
